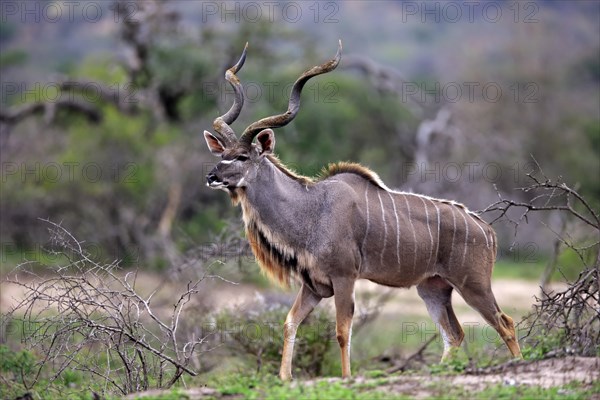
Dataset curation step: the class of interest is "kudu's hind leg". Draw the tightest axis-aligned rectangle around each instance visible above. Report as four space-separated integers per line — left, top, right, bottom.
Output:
333 278 356 378
458 280 522 358
280 284 322 380
417 276 465 361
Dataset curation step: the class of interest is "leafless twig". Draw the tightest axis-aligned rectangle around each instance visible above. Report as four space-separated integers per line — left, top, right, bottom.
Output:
2 220 217 396
480 162 599 358
386 333 439 374
481 157 599 235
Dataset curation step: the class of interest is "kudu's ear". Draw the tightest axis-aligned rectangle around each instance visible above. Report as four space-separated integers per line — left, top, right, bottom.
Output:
256 129 276 155
204 130 226 156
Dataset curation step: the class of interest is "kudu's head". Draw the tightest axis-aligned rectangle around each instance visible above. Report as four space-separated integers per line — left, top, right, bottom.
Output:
204 41 342 192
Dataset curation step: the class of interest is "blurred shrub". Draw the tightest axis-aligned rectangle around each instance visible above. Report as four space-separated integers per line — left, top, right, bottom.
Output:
211 296 335 378
0 344 36 384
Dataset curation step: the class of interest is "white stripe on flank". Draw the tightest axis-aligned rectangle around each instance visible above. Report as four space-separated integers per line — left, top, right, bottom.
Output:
403 194 417 273
349 164 483 225
461 274 469 289
361 184 370 257
432 200 441 266
420 197 434 269
377 191 388 266
387 191 401 266
469 215 490 248
448 206 456 265
460 210 469 269
340 164 497 269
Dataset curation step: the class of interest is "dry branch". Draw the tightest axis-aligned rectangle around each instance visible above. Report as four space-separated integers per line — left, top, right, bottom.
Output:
386 333 439 374
521 267 599 357
481 158 599 232
0 98 102 125
2 220 218 396
480 162 599 358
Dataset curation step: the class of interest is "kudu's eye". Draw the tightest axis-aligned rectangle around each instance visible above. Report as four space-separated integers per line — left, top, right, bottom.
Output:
236 155 249 162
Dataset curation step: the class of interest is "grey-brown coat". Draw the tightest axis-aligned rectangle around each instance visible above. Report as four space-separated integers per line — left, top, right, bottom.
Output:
203 42 522 380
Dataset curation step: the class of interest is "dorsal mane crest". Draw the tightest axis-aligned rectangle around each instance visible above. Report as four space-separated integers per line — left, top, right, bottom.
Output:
266 157 386 188
320 161 388 188
320 161 488 224
265 156 488 224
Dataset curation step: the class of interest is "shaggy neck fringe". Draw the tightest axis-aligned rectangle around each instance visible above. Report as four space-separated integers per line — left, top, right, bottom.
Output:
266 155 386 188
265 154 314 186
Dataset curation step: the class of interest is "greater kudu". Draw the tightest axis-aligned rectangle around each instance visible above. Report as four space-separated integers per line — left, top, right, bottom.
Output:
203 42 522 380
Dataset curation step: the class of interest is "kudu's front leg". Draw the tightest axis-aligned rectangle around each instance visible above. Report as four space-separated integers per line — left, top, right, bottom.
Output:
333 278 355 378
280 284 322 381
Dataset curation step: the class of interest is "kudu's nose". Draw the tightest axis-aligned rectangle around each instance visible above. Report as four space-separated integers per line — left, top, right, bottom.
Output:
206 173 218 185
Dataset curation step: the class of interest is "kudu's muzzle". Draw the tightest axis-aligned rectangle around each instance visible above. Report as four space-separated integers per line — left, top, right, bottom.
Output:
206 166 229 188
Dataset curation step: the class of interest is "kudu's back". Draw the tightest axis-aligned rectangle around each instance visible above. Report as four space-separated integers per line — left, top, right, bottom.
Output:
330 172 497 291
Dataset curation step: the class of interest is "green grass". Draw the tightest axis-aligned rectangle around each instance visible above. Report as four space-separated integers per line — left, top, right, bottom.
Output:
196 372 599 400
349 314 518 376
207 373 408 400
493 259 548 281
4 340 596 400
429 380 600 400
0 249 65 276
126 389 191 400
493 256 592 282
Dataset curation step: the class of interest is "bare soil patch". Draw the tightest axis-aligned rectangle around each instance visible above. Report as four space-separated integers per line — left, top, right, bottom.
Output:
463 356 599 388
380 356 599 396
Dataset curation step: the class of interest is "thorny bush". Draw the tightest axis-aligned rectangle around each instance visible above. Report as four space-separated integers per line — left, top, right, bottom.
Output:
2 220 216 396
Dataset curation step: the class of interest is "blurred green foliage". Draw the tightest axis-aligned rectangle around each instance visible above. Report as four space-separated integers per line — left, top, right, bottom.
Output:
0 343 107 400
0 345 36 384
213 302 334 378
1 26 422 270
1 5 598 399
0 49 27 69
1 4 597 277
